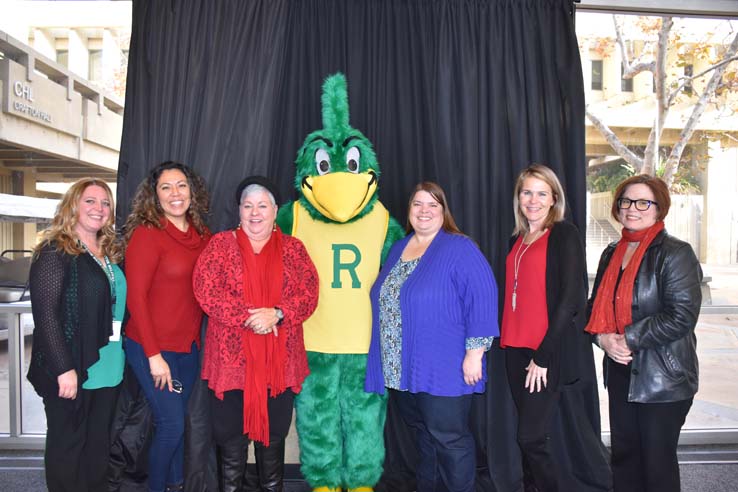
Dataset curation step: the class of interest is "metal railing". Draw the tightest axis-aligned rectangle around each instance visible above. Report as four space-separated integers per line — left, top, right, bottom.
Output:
0 302 44 449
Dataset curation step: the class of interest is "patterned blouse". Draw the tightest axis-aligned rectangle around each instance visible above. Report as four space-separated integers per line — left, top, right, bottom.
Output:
378 257 494 390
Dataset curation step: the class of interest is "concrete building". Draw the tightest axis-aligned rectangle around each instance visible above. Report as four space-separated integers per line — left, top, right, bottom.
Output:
0 1 131 253
577 13 738 265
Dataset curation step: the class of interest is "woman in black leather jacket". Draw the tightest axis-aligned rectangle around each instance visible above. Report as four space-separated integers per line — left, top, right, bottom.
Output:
586 174 702 492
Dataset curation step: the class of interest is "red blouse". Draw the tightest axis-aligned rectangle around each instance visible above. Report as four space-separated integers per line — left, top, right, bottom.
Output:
501 231 550 350
193 231 318 396
125 219 211 357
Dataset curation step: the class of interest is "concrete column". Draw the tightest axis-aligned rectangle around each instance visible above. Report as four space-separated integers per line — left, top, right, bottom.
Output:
11 169 40 252
633 70 653 100
704 140 738 265
602 45 621 100
101 29 121 93
32 29 55 59
67 29 89 80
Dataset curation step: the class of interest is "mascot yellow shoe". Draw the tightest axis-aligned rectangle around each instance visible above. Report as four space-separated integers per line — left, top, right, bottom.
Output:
277 73 404 492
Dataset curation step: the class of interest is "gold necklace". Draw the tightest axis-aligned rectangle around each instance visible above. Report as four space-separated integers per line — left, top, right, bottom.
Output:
511 230 544 311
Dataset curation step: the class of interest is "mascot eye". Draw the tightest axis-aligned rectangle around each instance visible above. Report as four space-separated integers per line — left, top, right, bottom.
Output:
346 147 360 173
315 149 331 175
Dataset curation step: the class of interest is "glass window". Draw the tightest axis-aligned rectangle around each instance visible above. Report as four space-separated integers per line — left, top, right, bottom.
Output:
684 64 694 96
88 49 102 82
56 49 68 68
580 11 738 437
591 59 603 90
621 65 633 92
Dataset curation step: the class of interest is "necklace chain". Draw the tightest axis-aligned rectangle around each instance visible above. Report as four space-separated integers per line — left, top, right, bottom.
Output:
512 229 544 312
79 240 117 307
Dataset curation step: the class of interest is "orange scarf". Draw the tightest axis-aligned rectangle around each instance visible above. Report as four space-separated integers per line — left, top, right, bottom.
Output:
235 227 286 446
585 221 664 334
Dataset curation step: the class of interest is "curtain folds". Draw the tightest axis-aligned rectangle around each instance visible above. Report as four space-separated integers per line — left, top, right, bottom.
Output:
117 1 595 491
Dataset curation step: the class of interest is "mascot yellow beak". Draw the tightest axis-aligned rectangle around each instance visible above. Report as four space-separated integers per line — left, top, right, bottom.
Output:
302 171 378 223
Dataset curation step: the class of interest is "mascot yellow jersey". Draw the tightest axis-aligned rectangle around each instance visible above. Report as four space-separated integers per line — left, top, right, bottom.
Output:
291 200 389 353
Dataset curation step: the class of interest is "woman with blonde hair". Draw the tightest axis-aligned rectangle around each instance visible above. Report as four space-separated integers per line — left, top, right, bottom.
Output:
28 178 127 492
501 164 609 491
123 161 211 492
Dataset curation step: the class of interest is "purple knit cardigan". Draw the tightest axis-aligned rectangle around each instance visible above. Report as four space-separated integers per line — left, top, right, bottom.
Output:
365 230 499 396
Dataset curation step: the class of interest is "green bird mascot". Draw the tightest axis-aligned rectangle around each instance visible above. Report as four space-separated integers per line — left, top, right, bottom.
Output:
277 73 404 492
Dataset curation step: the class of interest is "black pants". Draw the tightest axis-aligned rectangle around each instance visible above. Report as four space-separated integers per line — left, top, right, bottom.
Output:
505 347 561 492
607 359 692 492
43 385 120 492
210 388 294 445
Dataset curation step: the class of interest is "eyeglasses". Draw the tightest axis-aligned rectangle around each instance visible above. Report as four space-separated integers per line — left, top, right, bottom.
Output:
617 198 657 211
172 379 183 394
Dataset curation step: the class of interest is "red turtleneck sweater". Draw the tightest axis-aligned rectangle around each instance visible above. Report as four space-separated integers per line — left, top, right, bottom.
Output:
125 219 211 357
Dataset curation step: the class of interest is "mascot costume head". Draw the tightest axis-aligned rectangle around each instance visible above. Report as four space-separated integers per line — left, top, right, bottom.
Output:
294 74 381 224
277 73 404 492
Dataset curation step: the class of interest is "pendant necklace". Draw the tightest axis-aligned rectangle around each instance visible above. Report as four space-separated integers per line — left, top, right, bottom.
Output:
512 230 542 312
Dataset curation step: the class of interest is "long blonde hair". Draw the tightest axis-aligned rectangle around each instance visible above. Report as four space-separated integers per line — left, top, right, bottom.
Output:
35 178 123 262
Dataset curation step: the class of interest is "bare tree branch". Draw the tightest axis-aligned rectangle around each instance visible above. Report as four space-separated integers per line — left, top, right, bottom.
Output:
642 16 673 175
585 107 644 170
663 30 738 185
667 54 738 106
614 16 655 78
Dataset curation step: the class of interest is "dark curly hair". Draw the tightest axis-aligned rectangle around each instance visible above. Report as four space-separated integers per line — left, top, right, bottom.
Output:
123 161 210 244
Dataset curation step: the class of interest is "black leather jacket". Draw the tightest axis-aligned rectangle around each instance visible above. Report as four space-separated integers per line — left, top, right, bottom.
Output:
589 230 702 403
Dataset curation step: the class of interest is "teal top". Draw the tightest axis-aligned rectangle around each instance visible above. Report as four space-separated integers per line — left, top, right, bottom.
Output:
83 263 126 389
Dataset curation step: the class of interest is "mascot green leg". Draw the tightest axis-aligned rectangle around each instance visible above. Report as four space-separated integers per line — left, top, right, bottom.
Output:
339 353 387 489
296 352 343 489
296 352 387 490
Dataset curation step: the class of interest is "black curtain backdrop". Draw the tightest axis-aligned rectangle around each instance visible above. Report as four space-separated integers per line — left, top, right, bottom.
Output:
116 1 591 491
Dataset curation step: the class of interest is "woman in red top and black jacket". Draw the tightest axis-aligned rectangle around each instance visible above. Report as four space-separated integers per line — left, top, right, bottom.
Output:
123 161 211 492
193 176 318 492
500 164 610 492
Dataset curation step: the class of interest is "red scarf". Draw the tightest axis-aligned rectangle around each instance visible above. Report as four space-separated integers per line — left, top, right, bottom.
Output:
585 221 665 335
235 226 286 446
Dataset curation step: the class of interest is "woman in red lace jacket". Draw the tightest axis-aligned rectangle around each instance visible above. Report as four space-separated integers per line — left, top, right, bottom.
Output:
193 175 318 492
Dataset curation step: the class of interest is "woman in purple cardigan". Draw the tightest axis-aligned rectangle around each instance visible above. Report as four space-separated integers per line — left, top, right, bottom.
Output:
365 181 498 492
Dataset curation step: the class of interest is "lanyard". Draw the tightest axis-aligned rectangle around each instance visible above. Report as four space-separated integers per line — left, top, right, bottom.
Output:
80 241 117 308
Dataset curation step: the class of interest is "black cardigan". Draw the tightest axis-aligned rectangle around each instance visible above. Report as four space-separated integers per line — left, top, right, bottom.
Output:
27 243 114 399
507 221 596 391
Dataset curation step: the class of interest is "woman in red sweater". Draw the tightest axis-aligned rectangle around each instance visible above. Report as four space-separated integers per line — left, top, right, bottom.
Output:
123 161 211 492
193 176 318 492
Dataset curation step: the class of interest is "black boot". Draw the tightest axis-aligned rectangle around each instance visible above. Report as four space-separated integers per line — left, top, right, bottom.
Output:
242 461 260 492
218 434 249 492
253 438 286 492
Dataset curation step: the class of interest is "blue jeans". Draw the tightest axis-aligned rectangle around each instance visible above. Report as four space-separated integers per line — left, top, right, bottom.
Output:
124 338 199 492
393 390 475 492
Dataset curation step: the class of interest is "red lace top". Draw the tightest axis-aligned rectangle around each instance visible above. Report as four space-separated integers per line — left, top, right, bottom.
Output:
193 231 318 396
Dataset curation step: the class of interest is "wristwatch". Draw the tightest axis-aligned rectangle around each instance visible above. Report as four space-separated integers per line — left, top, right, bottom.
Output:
275 307 285 325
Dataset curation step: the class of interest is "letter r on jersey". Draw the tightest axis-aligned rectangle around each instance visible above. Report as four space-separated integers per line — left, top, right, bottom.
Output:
331 244 361 288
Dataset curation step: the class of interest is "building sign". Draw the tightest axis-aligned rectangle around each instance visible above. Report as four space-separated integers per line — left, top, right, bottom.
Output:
12 81 52 123
1 57 82 135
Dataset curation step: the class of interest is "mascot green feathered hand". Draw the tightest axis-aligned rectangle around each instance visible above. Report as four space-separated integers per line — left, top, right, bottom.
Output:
277 73 404 492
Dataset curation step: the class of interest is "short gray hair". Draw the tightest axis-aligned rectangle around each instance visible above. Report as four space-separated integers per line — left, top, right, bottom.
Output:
240 184 276 206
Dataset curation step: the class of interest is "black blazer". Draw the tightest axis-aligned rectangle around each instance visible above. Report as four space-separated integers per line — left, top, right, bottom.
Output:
508 221 596 391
